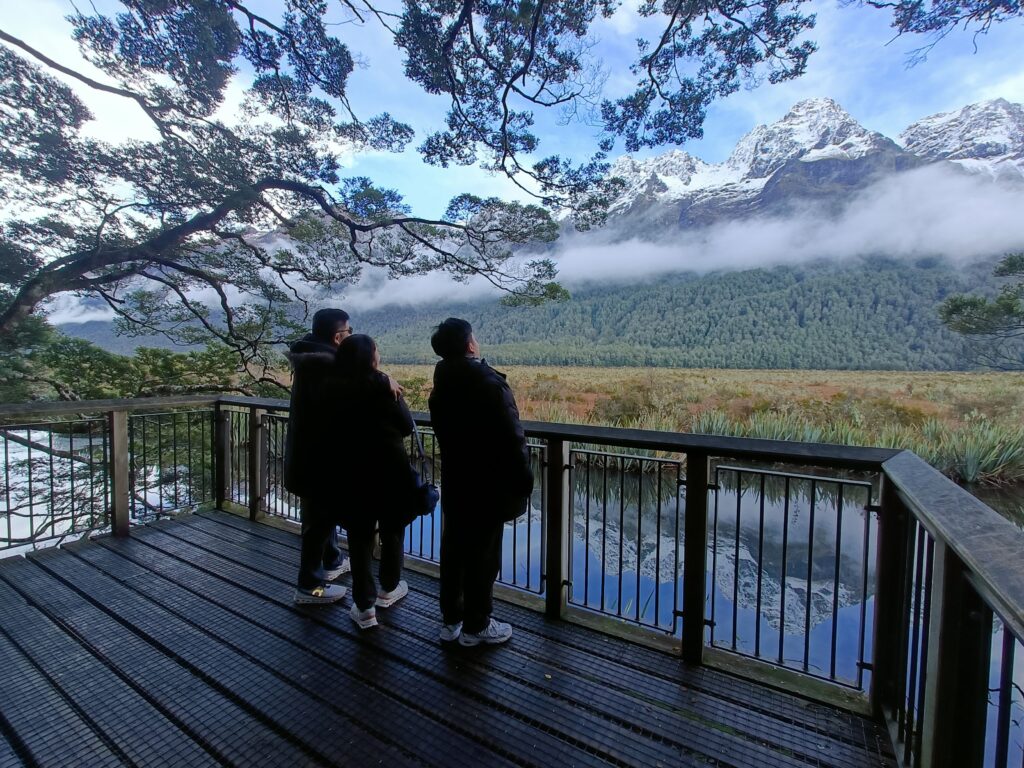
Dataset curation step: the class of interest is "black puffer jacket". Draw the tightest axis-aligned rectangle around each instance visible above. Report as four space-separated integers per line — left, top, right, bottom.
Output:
428 356 533 516
282 335 337 499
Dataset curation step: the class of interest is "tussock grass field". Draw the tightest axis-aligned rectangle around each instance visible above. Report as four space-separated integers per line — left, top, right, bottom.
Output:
389 365 1024 486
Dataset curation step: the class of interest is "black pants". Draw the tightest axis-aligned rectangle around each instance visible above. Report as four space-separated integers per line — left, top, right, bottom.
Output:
297 497 345 590
440 511 505 634
347 519 405 611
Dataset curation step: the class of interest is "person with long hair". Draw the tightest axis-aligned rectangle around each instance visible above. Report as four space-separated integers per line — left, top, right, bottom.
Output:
331 334 416 629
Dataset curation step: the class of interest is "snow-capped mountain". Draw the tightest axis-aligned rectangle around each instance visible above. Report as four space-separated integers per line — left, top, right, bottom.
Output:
602 97 1022 232
899 98 1024 180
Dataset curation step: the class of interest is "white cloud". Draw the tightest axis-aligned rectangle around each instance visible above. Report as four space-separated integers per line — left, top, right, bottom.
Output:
43 294 116 325
549 165 1024 285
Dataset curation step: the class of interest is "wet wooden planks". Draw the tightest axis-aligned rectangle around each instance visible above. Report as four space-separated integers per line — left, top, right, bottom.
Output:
0 510 897 768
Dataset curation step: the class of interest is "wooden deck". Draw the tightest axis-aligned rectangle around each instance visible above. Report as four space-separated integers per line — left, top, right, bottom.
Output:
0 510 896 768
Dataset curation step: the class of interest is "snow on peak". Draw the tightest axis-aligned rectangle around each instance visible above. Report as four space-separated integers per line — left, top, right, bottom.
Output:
726 98 889 179
899 99 1024 178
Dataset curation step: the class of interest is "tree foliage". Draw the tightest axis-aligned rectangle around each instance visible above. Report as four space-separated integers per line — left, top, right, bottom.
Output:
0 0 1015 392
0 321 272 403
941 253 1024 370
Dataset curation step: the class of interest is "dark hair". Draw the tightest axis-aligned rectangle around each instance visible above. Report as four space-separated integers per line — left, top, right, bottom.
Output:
431 317 473 359
311 308 350 341
335 334 377 378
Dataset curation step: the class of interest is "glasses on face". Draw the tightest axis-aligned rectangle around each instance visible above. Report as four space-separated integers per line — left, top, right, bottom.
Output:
339 326 354 336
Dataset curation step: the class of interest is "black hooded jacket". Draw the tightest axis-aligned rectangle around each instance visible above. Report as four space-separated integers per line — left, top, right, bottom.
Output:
282 334 337 499
428 356 533 516
283 334 415 514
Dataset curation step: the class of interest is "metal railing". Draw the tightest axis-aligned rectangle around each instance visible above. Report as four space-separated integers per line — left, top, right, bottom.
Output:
2 394 1022 767
0 397 218 552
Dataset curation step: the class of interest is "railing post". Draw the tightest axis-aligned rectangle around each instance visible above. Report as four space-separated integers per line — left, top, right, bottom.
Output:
544 438 570 619
682 451 709 664
107 409 130 536
214 403 231 510
918 544 992 768
247 407 266 521
872 476 912 720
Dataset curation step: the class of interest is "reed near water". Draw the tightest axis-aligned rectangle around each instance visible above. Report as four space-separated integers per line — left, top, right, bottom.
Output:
390 365 1024 487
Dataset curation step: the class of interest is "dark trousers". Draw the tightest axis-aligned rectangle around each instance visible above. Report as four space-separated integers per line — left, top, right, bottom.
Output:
297 497 345 590
440 510 505 634
347 519 405 610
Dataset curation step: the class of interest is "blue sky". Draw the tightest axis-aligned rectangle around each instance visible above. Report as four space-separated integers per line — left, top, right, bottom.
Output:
2 0 1022 222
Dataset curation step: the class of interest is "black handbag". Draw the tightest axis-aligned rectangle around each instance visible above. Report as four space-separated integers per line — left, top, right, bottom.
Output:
403 424 439 526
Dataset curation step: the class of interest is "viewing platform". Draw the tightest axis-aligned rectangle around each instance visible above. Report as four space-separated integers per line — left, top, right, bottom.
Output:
1 395 1021 767
0 509 894 768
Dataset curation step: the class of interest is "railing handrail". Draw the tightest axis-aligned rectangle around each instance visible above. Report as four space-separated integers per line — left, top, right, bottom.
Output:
883 449 1024 643
0 394 222 419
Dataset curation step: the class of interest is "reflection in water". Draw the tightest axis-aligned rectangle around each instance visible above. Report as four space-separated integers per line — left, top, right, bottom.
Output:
565 456 878 687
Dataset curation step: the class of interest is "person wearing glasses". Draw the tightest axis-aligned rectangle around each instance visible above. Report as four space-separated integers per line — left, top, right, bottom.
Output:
283 308 400 604
428 318 533 646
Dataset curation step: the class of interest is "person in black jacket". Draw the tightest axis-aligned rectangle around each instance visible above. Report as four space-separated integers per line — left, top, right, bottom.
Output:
428 318 533 646
283 309 400 604
331 334 416 629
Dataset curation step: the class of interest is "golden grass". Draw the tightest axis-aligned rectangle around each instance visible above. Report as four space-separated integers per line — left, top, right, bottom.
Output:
387 364 1024 485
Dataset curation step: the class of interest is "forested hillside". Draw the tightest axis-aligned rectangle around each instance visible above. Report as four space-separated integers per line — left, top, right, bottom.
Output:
355 257 1001 369
60 257 1004 369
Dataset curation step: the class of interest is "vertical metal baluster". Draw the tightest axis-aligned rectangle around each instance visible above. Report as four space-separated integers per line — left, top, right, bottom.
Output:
830 484 844 680
858 491 872 690
655 460 663 628
48 427 56 538
779 476 790 665
527 444 535 591
618 457 625 617
141 415 149 513
711 466 720 647
172 413 179 509
26 427 34 541
912 537 934 767
895 518 918 735
3 433 11 546
732 470 742 651
431 435 438 561
673 461 681 637
756 472 766 659
584 452 591 607
993 628 1016 768
102 420 110 525
601 454 609 613
186 411 194 507
87 422 96 526
513 458 520 584
635 457 643 624
903 525 926 764
68 428 77 533
157 414 165 511
804 479 817 671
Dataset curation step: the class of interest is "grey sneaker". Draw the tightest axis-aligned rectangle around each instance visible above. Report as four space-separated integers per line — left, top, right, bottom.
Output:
294 584 346 605
458 618 512 647
322 557 351 581
375 580 408 608
350 603 378 629
439 622 463 643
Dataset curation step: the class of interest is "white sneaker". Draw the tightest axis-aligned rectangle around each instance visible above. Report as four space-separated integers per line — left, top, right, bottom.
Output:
458 618 512 647
350 603 378 629
439 622 463 642
375 580 408 608
322 557 351 581
293 584 346 605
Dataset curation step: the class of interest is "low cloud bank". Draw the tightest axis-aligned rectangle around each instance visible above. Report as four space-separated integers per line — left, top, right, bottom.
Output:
552 164 1024 286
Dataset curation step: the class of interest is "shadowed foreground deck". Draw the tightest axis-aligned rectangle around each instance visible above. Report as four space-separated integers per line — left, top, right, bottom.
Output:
0 510 896 768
